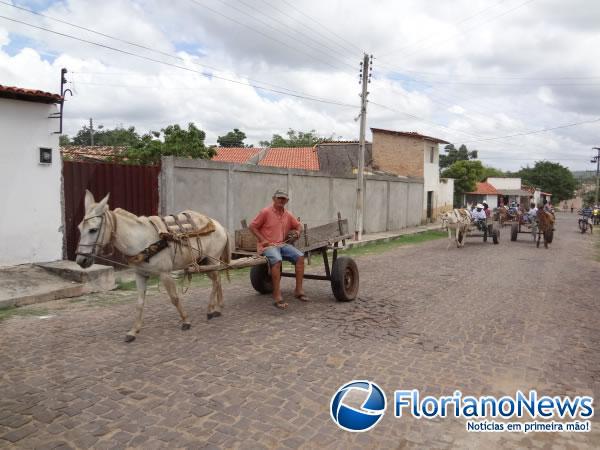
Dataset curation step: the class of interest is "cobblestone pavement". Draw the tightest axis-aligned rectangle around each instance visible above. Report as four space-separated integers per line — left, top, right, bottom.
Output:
1 213 599 449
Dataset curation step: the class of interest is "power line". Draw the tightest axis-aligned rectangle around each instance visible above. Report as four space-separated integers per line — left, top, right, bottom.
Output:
277 0 365 55
226 0 359 69
257 0 360 57
0 0 346 100
377 0 510 58
185 0 351 73
0 15 358 108
456 117 600 144
378 0 535 62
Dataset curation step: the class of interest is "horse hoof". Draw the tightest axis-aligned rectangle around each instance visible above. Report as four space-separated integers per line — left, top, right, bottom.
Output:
182 323 191 330
207 312 222 320
125 334 136 343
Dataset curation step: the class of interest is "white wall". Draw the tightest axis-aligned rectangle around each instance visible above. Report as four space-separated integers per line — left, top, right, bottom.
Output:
423 142 440 219
438 178 455 212
487 177 521 190
0 99 62 266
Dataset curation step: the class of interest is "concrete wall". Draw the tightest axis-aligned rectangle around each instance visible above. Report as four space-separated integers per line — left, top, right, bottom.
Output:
488 177 521 190
160 157 424 235
0 99 62 266
423 141 442 221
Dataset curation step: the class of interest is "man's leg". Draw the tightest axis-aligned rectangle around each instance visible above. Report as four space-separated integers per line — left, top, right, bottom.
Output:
262 247 286 308
271 261 283 303
281 245 308 301
294 256 305 298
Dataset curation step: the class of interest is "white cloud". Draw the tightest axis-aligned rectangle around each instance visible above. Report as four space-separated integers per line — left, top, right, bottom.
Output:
0 0 598 171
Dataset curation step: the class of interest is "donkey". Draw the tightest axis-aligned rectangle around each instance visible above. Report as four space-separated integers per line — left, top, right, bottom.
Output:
440 209 471 249
535 209 555 249
76 190 230 342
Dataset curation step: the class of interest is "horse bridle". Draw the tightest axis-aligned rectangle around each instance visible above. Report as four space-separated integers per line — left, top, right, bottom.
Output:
76 210 118 260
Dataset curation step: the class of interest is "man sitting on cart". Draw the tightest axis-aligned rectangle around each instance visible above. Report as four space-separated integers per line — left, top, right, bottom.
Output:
471 203 487 231
249 188 308 310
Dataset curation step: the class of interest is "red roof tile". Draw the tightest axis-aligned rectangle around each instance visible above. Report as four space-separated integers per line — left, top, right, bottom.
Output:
466 182 498 195
212 147 261 164
259 147 319 171
0 85 62 104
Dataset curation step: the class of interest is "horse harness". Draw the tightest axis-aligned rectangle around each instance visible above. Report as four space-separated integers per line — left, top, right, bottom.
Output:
128 212 216 266
79 210 216 267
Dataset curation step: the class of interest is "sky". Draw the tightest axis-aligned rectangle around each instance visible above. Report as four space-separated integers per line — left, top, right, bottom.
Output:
1 0 599 171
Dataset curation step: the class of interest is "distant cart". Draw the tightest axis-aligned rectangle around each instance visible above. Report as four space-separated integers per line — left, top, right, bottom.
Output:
191 213 359 301
461 218 500 244
510 218 554 247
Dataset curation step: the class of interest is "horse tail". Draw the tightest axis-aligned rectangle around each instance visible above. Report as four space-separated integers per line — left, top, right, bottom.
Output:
222 233 231 282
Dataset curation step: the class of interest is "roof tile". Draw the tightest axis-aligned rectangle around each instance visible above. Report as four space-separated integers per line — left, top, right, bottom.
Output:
212 147 261 164
0 85 62 104
259 147 319 171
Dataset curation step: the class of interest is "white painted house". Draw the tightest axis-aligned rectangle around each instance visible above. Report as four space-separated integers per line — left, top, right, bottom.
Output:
0 85 63 266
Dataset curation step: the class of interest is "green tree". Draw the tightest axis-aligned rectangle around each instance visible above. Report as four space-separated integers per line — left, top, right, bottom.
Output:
439 144 478 169
217 128 247 147
123 123 214 165
516 161 577 204
441 160 485 206
59 134 71 146
259 129 326 147
69 125 140 147
480 166 505 181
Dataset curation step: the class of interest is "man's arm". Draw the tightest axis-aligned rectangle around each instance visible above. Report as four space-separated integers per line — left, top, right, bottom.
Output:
249 210 272 247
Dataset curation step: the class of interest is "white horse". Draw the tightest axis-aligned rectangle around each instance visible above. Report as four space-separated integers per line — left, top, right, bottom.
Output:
76 190 230 342
440 208 472 249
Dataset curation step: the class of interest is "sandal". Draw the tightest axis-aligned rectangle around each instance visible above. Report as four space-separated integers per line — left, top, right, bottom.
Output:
294 294 310 302
273 300 288 310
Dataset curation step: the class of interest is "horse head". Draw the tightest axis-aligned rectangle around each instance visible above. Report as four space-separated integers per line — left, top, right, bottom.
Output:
76 190 112 268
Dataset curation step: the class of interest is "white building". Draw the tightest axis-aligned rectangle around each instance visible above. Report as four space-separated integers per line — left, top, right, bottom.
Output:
0 85 63 266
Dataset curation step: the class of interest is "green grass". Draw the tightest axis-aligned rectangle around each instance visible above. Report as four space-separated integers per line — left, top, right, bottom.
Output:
0 306 49 322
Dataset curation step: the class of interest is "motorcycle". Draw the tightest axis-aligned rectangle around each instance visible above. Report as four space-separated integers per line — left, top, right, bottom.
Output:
578 215 592 234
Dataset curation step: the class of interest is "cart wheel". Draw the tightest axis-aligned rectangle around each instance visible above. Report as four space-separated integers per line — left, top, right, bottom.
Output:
492 229 499 244
331 256 359 302
250 264 273 294
511 224 518 241
546 230 554 243
483 226 488 242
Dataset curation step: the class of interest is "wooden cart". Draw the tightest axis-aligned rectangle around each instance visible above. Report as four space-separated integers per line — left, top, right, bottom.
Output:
190 213 359 301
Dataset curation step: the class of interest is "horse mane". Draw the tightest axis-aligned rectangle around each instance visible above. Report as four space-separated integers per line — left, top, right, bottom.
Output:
114 208 146 224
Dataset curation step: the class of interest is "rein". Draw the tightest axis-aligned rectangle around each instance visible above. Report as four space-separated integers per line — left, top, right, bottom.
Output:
76 209 119 259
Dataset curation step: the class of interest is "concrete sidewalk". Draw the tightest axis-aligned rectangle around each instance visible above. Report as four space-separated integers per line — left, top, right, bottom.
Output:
0 223 442 308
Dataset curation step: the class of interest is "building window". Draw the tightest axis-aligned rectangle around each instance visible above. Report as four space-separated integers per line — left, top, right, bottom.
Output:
430 147 435 163
39 147 52 164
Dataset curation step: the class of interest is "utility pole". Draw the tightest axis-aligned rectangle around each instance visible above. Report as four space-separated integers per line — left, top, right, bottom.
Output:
89 118 94 146
354 53 372 241
592 147 600 205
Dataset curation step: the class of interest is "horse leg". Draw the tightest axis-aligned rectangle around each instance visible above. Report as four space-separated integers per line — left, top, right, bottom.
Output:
160 273 191 330
206 271 223 320
126 273 148 342
447 227 452 250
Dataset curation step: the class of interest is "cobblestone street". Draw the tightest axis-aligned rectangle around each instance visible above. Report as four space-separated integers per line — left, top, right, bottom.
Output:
1 213 599 449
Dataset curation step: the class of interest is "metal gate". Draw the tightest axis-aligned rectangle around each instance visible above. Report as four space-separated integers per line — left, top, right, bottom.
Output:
63 160 160 261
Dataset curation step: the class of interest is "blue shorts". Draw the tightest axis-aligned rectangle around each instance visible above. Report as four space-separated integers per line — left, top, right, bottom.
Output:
262 244 304 266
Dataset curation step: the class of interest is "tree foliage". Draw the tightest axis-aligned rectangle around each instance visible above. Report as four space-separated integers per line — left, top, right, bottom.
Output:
516 161 578 204
439 144 478 169
217 128 248 147
259 129 326 147
442 160 484 205
123 123 214 165
68 125 141 147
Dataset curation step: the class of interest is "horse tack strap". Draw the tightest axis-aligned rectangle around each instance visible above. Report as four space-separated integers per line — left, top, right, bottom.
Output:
128 239 170 264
